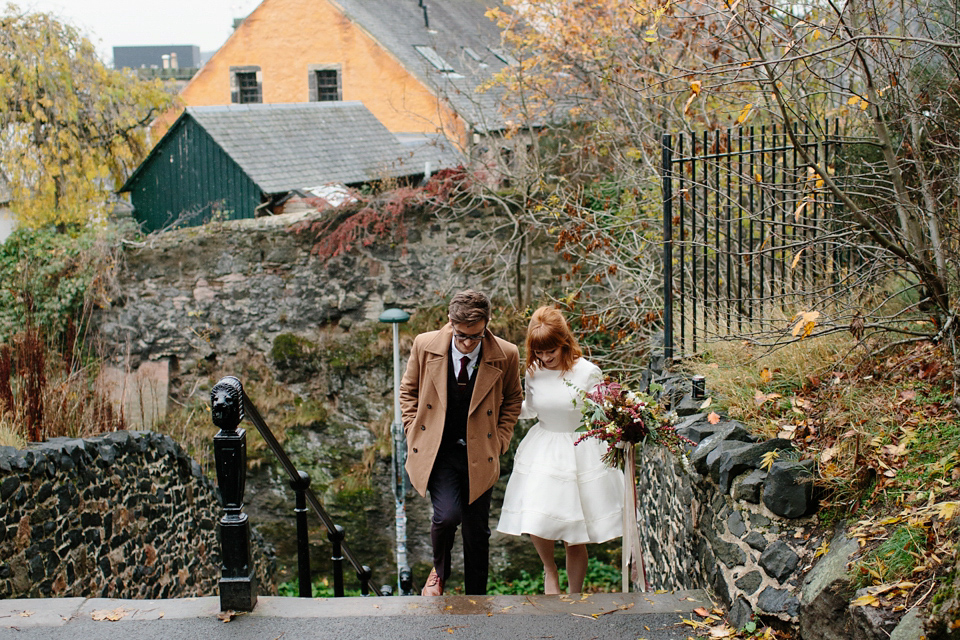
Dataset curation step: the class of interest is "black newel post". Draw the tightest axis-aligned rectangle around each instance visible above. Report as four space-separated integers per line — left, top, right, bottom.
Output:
291 470 312 598
211 376 258 612
399 567 413 595
329 524 345 597
358 565 372 596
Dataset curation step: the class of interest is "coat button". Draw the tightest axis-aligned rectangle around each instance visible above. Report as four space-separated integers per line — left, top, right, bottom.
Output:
487 456 494 462
413 448 418 453
420 425 426 430
487 432 493 438
427 404 432 409
487 409 493 416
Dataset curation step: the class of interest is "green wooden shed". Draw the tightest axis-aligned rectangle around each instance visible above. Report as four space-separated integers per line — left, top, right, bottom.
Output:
120 102 460 233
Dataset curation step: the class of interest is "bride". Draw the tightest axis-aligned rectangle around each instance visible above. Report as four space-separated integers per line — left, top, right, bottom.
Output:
497 306 624 594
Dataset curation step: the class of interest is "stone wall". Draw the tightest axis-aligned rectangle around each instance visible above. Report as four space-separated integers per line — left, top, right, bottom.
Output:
635 373 924 639
0 431 276 599
94 208 559 372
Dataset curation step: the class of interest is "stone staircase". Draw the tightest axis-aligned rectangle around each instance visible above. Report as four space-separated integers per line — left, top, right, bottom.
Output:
0 589 714 639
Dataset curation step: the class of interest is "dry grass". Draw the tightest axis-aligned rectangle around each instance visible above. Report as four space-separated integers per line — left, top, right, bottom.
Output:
0 415 25 448
683 328 861 438
682 328 959 631
0 328 125 447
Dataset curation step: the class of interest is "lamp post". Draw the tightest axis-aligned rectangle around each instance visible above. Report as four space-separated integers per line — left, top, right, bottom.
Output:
379 307 411 594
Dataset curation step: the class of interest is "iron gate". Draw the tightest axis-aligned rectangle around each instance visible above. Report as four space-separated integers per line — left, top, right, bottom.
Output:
662 121 868 359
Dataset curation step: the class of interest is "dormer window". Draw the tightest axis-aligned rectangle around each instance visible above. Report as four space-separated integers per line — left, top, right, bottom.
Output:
414 45 454 72
462 47 481 61
488 48 519 66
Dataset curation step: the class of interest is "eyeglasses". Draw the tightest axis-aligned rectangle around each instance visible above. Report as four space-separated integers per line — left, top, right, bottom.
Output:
453 329 485 343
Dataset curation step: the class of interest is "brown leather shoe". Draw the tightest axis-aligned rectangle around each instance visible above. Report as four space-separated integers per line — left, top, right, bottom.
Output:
421 568 444 596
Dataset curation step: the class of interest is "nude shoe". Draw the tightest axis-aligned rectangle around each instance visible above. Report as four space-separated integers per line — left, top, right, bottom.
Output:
421 568 444 596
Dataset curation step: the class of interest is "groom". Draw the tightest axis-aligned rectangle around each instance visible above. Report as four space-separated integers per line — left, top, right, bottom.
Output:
400 290 523 596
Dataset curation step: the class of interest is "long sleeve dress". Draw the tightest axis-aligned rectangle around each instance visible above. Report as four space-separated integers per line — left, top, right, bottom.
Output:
497 357 624 544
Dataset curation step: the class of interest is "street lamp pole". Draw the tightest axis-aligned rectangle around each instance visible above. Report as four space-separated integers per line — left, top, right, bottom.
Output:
378 308 411 595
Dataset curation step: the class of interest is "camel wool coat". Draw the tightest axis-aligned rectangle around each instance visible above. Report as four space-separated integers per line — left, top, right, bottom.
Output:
400 323 523 505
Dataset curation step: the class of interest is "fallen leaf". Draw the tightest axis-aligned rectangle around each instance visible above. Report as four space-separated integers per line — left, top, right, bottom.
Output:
91 608 129 622
883 443 907 457
852 593 880 607
18 611 34 618
707 412 721 424
216 610 237 623
760 450 781 470
759 367 773 383
694 607 711 617
937 502 959 520
700 397 713 409
754 389 782 406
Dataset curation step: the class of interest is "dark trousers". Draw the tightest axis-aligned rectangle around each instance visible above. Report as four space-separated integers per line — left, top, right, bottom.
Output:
427 448 493 595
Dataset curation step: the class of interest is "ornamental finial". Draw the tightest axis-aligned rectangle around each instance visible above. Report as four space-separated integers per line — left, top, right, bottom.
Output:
211 376 244 431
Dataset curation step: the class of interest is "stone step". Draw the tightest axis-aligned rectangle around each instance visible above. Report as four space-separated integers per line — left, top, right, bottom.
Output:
0 589 714 639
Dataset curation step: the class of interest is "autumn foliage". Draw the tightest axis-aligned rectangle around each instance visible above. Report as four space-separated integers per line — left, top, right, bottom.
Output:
0 4 177 230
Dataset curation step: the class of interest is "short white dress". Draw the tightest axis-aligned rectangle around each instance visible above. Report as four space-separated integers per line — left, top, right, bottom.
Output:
497 358 624 544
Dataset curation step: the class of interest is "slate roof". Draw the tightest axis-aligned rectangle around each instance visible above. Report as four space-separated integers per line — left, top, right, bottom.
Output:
125 102 462 195
333 0 514 133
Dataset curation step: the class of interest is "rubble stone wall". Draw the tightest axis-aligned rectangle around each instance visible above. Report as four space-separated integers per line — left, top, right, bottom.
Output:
0 431 276 599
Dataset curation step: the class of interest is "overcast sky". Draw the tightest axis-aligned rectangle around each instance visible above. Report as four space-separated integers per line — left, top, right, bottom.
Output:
20 0 264 63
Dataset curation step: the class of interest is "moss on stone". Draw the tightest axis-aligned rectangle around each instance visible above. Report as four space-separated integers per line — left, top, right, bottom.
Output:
271 333 321 373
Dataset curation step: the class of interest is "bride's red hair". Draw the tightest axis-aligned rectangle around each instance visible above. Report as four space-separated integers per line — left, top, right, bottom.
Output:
525 306 582 372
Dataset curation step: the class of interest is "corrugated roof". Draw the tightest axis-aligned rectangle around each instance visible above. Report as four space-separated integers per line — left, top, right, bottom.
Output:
186 102 426 192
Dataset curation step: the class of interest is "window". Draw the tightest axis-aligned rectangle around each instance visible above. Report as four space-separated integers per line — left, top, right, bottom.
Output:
308 65 342 101
488 48 519 66
413 45 454 72
230 66 262 103
462 46 488 68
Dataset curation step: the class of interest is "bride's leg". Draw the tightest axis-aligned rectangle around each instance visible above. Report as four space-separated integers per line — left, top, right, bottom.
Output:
530 535 561 594
564 543 588 593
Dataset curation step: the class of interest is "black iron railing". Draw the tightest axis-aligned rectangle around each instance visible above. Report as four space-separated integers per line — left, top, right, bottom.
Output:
210 375 388 611
662 121 874 358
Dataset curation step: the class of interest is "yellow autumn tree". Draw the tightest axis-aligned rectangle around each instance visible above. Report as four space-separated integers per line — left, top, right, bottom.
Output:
0 4 178 230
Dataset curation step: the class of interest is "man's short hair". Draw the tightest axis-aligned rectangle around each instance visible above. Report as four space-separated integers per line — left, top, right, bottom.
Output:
448 290 491 325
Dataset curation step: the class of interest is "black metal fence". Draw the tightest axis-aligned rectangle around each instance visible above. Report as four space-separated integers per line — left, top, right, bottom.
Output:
662 121 871 358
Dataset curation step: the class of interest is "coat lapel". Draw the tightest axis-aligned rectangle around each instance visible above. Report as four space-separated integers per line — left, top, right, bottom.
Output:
424 325 452 411
469 334 506 415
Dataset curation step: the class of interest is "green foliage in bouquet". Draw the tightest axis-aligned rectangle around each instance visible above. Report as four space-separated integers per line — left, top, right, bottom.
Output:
575 380 692 469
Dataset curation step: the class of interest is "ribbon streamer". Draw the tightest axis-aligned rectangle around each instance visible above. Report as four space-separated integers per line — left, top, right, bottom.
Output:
622 444 648 592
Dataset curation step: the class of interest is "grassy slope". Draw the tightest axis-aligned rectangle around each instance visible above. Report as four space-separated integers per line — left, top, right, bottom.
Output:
684 334 959 638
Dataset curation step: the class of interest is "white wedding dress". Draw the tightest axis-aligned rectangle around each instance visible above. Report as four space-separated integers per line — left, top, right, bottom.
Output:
497 358 624 544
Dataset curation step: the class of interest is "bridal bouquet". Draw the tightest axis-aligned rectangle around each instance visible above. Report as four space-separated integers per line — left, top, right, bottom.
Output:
574 380 691 470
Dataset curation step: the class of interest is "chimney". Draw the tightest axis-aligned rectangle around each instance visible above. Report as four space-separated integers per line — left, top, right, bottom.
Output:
161 54 170 69
170 52 178 69
422 4 429 27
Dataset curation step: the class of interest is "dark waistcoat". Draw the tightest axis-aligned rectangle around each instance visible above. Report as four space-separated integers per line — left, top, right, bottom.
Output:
440 352 477 452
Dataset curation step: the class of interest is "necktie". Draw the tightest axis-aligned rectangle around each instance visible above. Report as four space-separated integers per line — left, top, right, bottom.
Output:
457 356 470 385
